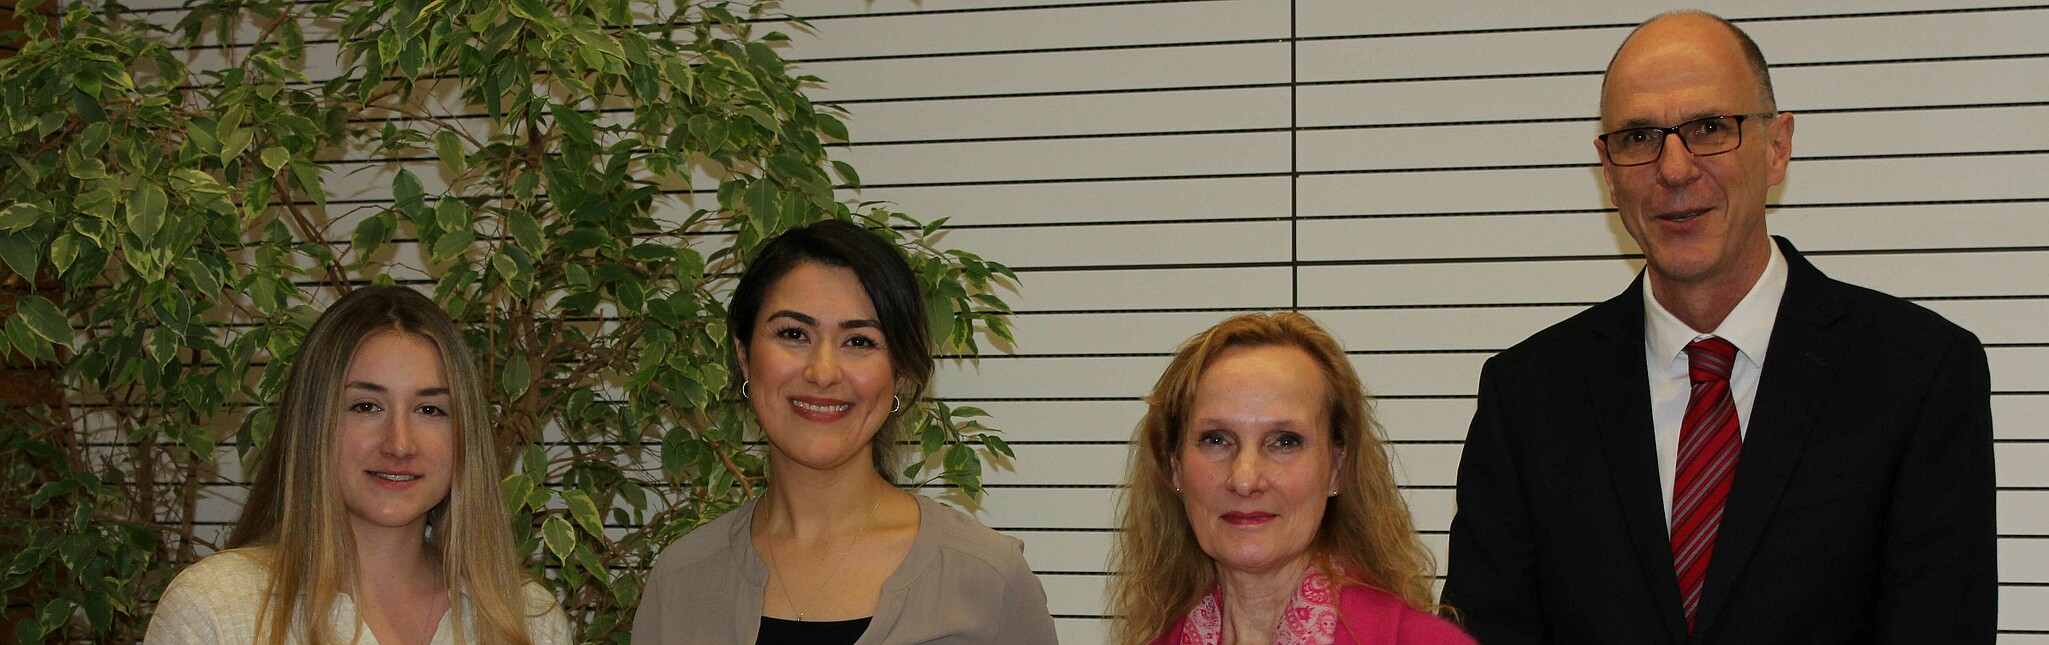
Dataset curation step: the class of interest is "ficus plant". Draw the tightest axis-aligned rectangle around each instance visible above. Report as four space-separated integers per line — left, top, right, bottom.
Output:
0 0 1018 641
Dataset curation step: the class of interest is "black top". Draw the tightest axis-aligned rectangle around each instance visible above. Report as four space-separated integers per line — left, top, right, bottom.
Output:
756 616 873 645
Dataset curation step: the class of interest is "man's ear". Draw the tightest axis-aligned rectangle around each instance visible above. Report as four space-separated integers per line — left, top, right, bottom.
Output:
1595 137 1621 205
1765 112 1796 187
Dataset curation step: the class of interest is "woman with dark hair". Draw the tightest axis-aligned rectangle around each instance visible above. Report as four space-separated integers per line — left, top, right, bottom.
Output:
1109 312 1473 645
143 286 568 645
633 218 1057 645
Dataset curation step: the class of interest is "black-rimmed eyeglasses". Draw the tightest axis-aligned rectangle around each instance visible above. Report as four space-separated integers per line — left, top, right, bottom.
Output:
1598 112 1777 167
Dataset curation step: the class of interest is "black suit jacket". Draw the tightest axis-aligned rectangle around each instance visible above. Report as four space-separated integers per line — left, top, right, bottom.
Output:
1442 238 1996 644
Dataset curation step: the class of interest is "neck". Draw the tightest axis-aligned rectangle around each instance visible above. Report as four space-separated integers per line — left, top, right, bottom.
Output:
757 453 896 539
1649 240 1773 333
1216 556 1312 645
348 518 442 597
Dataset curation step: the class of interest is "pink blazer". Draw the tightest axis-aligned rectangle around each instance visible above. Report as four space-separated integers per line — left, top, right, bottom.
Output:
1150 585 1476 645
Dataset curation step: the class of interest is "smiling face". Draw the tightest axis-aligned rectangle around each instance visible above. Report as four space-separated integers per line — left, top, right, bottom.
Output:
739 262 900 474
1173 344 1342 577
336 331 456 537
1599 14 1792 295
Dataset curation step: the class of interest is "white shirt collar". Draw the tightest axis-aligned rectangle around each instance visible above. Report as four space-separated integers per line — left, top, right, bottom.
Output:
1644 240 1789 367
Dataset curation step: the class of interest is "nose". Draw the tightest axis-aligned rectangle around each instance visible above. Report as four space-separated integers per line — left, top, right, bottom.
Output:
802 343 842 388
382 409 417 459
1225 448 1269 497
1655 131 1703 186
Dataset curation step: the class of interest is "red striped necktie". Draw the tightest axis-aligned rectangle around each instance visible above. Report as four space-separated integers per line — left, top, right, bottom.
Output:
1672 336 1743 630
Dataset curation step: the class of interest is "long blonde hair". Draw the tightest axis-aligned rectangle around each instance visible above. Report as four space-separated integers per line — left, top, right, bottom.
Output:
1108 312 1440 645
226 286 539 645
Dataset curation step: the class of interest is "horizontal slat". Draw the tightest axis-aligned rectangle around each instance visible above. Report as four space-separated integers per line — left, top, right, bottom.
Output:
1040 573 1108 617
1298 252 2049 306
959 398 1483 444
1299 154 2049 218
2005 585 2049 631
1294 0 2049 37
855 176 1290 226
835 87 1289 142
1297 203 2049 263
805 42 1289 101
1297 9 2049 82
1000 266 1292 312
932 354 1493 399
835 132 1290 185
940 221 1290 270
774 0 1287 61
1299 106 2049 172
1299 58 2049 128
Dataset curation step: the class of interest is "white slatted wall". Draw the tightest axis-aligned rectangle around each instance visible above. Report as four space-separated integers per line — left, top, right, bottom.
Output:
111 0 2049 643
765 1 2049 643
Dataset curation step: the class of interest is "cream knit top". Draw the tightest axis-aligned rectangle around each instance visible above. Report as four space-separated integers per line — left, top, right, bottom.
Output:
142 548 571 645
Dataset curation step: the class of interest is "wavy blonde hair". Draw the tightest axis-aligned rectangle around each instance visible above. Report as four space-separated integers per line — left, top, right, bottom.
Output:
1108 311 1440 645
226 286 539 645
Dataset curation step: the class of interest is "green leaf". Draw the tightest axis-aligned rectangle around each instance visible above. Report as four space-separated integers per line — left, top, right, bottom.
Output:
129 182 168 239
16 295 70 346
815 114 849 142
498 356 529 398
48 233 79 274
552 103 594 145
500 473 535 515
507 0 561 29
259 146 291 172
5 315 51 362
352 211 391 259
75 187 117 220
0 232 36 280
433 130 466 175
435 197 470 231
0 203 46 231
830 161 860 188
920 420 944 458
980 434 1014 459
660 431 702 481
506 211 543 252
561 488 604 537
392 169 425 218
627 243 672 262
219 127 253 163
542 517 575 560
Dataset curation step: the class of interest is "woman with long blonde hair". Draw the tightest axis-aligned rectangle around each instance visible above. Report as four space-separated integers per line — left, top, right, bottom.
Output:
1109 312 1473 645
144 286 567 645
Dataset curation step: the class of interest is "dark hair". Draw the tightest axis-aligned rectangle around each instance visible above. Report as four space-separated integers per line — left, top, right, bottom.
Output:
1604 10 1777 111
727 218 933 479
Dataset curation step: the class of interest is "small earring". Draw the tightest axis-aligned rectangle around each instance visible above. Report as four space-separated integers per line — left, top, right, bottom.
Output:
740 380 750 399
1329 489 1338 497
891 395 902 412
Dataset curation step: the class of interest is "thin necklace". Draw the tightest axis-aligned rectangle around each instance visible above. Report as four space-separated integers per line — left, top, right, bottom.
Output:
764 492 882 621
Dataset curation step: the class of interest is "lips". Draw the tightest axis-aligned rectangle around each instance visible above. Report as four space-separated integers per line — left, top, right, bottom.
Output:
367 470 423 488
1221 511 1278 526
788 396 853 422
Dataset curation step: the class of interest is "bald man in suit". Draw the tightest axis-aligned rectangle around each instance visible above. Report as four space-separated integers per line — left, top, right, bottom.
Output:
1441 12 1996 644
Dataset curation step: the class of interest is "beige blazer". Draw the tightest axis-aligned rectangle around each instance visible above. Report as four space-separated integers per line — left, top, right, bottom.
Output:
631 494 1058 645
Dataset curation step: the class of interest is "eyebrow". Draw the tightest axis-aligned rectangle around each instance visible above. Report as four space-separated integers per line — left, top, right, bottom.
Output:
344 381 450 397
766 310 882 331
1615 110 1733 131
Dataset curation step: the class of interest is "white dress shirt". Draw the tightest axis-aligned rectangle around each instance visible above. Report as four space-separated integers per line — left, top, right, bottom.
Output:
1644 242 1788 528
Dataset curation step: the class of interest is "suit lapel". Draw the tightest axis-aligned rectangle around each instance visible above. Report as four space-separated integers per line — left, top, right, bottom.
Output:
1585 275 1691 644
1691 238 1852 637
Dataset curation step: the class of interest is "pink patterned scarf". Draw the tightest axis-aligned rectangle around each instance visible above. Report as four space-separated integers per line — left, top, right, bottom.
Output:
1176 568 1341 645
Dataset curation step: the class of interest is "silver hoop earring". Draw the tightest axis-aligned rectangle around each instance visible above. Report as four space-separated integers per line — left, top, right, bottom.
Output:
740 380 750 399
891 396 901 413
